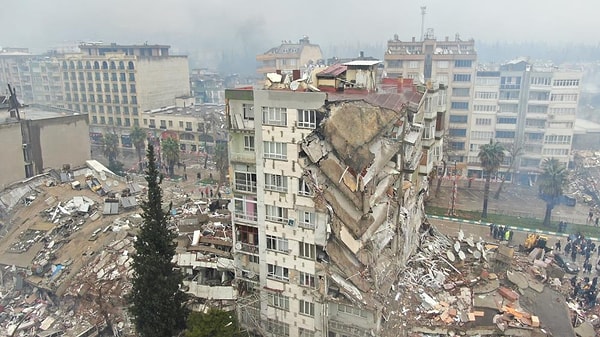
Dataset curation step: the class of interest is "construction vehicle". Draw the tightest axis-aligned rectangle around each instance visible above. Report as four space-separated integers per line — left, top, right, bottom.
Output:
523 233 548 252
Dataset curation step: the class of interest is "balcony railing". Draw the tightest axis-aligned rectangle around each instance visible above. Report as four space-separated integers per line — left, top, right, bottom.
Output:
238 242 259 254
234 211 258 223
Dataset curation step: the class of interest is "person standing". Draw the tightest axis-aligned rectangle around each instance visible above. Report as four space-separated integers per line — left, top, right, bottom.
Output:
555 241 562 252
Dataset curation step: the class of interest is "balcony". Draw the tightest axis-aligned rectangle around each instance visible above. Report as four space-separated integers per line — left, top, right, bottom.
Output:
404 150 423 172
234 180 257 194
230 151 255 164
233 211 258 223
238 242 259 254
183 280 236 300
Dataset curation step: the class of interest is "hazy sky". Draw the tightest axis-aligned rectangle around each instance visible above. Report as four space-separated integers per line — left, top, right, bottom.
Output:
1 0 597 67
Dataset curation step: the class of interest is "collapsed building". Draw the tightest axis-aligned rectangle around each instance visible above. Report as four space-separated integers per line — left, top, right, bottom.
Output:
225 61 446 336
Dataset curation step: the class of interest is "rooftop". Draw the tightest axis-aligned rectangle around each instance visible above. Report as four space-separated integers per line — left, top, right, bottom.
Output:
0 107 83 124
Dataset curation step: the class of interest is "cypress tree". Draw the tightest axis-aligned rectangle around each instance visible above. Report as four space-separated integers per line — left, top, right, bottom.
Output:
128 143 188 336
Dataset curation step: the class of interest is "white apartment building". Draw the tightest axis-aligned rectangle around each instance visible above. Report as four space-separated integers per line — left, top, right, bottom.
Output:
384 32 476 165
225 64 446 336
466 60 582 183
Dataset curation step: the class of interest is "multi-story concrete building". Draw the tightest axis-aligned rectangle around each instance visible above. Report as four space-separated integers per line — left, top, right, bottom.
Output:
225 63 446 336
0 101 90 188
384 32 476 165
256 36 323 76
0 48 64 106
466 60 582 183
58 43 191 146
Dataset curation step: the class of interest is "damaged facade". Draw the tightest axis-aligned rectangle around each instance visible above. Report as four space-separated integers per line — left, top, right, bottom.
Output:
225 62 446 336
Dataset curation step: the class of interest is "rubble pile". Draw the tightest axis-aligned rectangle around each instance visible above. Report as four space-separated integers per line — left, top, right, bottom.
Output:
382 228 558 336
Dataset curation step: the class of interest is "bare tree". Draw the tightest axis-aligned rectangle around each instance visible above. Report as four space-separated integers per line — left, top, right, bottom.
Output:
494 142 523 199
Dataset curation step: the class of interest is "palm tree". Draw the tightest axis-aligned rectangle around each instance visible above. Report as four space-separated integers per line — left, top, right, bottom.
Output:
102 133 120 167
539 158 568 227
478 139 505 218
161 137 180 178
494 142 523 199
130 126 146 172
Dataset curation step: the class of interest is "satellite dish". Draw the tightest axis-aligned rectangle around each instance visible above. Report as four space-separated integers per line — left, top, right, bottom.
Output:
458 250 466 260
113 180 119 187
473 251 482 259
466 237 475 247
290 81 300 91
454 241 460 252
447 251 455 262
458 230 465 242
482 251 488 261
247 271 256 279
476 242 484 252
235 242 242 250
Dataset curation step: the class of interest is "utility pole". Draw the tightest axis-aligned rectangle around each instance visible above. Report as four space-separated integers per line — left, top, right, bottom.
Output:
448 160 457 216
420 6 427 41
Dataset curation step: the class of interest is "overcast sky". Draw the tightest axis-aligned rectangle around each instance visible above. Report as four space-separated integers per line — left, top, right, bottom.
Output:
1 0 597 64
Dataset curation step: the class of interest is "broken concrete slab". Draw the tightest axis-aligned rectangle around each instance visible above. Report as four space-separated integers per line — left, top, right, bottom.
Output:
507 270 529 289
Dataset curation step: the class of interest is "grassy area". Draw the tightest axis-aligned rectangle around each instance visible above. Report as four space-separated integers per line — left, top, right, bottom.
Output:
425 205 600 238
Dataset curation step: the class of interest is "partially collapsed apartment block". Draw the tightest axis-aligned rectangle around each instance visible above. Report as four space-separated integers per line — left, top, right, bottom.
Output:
225 61 446 337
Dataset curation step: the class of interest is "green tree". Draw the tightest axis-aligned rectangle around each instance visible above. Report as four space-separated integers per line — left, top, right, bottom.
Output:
539 158 568 227
130 126 146 172
127 144 188 337
162 137 180 178
102 133 120 167
478 139 505 218
494 142 523 199
185 309 239 337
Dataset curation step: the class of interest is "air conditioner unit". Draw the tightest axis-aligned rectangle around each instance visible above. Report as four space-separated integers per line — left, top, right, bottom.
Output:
22 144 28 149
287 218 295 226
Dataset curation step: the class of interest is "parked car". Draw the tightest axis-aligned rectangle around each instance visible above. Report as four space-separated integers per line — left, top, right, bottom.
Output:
554 253 580 274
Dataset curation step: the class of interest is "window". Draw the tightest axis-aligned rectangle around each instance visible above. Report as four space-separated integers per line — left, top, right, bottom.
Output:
266 235 289 253
437 74 449 85
298 179 312 196
299 300 315 316
298 210 316 229
266 319 289 336
497 117 517 124
297 109 317 128
129 73 135 81
299 271 316 288
437 61 449 69
299 242 315 260
542 148 569 156
131 96 137 104
267 292 289 310
267 264 289 282
471 131 494 140
244 135 255 151
549 107 576 115
452 88 470 97
531 77 551 86
408 60 419 68
528 105 548 113
449 128 467 137
544 135 571 144
243 104 254 120
550 94 578 102
299 328 315 337
475 91 497 99
449 115 468 123
262 106 287 126
454 60 472 68
496 131 515 138
453 74 471 82
475 118 492 126
266 205 288 224
265 173 288 192
122 95 128 104
473 104 496 112
450 142 465 150
264 141 287 160
553 79 579 87
234 171 257 193
234 195 258 222
338 304 367 318
451 102 468 110
386 60 402 68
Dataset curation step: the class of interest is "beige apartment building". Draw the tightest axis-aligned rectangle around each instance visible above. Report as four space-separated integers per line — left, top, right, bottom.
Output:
384 32 476 165
225 64 446 336
256 36 323 76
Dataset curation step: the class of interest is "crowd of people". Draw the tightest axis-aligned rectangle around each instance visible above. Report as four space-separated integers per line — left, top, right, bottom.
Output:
489 223 514 242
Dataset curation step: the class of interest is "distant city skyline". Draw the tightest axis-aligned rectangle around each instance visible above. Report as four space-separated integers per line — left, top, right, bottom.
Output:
2 0 598 73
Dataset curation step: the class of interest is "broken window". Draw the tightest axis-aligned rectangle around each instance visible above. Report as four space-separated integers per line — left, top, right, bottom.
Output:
263 141 287 160
243 103 254 120
298 179 312 196
297 109 317 129
266 235 289 253
299 300 315 317
298 271 316 288
299 242 315 260
262 106 287 126
337 303 367 318
265 173 288 193
234 171 257 193
267 264 289 282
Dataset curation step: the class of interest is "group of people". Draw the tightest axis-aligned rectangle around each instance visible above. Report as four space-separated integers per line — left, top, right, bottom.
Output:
570 275 598 309
489 223 514 242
